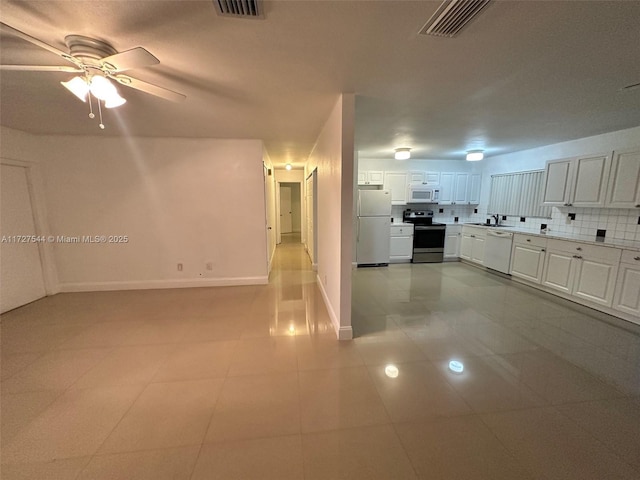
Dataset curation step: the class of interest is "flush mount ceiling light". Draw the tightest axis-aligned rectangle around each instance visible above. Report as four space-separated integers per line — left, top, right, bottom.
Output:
285 163 292 170
466 150 484 161
394 148 411 160
448 360 464 374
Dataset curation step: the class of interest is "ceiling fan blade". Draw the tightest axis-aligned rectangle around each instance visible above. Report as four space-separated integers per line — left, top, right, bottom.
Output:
0 22 77 66
100 47 159 73
111 74 186 103
0 64 83 73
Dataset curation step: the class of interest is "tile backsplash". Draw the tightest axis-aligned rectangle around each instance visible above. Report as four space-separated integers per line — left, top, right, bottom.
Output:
468 206 640 241
392 203 640 242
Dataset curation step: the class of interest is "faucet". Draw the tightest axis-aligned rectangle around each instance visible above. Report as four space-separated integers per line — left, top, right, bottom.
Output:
492 214 500 226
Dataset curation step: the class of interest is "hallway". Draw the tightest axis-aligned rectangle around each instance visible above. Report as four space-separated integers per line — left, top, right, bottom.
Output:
1 239 640 479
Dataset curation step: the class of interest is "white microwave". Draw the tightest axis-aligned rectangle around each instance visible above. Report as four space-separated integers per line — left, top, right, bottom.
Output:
407 184 440 203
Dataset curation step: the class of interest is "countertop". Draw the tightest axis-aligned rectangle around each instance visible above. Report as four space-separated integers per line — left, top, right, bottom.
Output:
390 222 415 227
460 223 640 252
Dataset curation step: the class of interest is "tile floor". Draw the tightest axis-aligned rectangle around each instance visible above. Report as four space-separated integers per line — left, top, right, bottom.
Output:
1 234 640 479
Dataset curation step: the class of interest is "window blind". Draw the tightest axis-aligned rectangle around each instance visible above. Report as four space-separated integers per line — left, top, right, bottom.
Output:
488 170 552 218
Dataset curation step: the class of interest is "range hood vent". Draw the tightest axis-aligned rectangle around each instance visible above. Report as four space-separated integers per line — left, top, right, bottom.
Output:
419 0 492 38
213 0 264 18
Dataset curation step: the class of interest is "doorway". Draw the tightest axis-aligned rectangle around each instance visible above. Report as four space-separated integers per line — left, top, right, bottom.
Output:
278 182 301 243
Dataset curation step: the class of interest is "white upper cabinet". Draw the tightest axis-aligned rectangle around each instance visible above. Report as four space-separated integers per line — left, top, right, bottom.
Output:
453 173 469 203
439 172 480 205
467 173 481 204
358 170 384 186
383 172 409 205
605 148 640 209
542 158 573 206
408 171 440 185
572 153 612 207
408 171 425 184
424 172 440 185
543 153 612 207
438 173 455 204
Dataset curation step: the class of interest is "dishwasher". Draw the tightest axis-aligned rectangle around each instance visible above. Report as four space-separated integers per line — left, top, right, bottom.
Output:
483 229 514 274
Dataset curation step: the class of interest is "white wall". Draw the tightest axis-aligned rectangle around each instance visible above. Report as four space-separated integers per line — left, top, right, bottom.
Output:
1 128 269 292
306 94 355 340
473 125 640 240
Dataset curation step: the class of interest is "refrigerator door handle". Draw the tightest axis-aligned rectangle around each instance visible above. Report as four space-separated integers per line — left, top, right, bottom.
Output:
357 219 360 242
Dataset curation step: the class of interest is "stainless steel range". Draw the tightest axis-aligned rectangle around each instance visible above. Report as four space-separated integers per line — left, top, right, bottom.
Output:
403 209 446 263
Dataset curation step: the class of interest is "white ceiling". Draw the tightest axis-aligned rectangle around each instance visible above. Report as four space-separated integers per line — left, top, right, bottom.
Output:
1 0 639 167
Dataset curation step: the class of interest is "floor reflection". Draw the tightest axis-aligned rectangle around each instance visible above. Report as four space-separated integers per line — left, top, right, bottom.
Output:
352 262 640 396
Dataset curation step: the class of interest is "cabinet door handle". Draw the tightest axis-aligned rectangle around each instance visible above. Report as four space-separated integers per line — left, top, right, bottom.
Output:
636 205 640 208
526 239 531 242
470 235 475 238
573 255 583 259
576 247 582 251
634 256 640 261
541 249 545 252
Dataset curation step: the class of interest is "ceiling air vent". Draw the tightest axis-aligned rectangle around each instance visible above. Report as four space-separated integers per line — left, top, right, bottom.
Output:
213 0 264 18
419 0 492 38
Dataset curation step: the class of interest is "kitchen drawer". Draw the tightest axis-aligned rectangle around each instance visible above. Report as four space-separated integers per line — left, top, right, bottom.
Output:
513 233 547 249
547 238 621 263
621 249 640 264
390 224 414 236
461 225 486 237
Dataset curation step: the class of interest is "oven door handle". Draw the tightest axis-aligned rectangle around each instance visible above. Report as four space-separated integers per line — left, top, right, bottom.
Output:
415 226 446 231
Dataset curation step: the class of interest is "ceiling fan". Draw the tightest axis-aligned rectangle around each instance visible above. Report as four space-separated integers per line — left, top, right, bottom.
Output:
0 21 186 129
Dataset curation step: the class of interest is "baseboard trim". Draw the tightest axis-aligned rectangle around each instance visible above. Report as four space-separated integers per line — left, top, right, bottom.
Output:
337 325 353 340
315 274 354 341
316 273 339 332
59 276 269 292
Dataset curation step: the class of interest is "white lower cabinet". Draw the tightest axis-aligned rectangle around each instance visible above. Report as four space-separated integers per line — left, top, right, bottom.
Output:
510 234 547 284
444 225 461 260
612 251 640 320
541 250 574 293
389 224 414 263
460 226 485 265
541 239 621 307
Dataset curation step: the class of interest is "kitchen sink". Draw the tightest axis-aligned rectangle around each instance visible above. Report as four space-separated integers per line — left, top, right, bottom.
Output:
465 223 514 227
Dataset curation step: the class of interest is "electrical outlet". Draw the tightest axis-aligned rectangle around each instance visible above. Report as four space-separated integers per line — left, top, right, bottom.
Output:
177 263 183 271
206 262 213 271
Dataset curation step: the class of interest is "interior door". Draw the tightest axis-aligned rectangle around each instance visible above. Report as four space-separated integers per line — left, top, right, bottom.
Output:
1 164 47 313
280 185 292 233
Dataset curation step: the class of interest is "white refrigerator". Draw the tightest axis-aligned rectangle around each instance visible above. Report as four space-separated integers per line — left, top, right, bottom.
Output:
356 190 392 265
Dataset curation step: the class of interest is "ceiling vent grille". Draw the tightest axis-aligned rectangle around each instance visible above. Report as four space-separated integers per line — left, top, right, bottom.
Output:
419 0 492 38
213 0 264 18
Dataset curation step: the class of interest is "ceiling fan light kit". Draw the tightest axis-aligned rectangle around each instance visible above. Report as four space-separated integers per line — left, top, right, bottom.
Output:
0 21 185 130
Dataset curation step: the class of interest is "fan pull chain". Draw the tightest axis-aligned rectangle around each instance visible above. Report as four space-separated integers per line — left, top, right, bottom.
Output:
97 99 105 129
88 90 95 119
